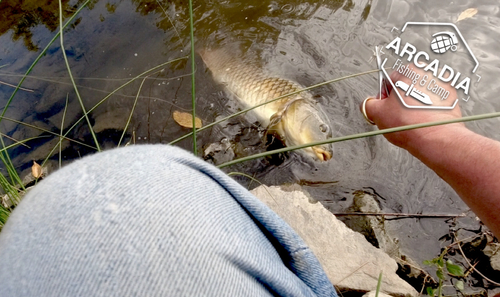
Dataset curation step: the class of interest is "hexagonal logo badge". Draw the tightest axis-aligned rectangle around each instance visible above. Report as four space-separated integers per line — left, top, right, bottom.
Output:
377 22 480 109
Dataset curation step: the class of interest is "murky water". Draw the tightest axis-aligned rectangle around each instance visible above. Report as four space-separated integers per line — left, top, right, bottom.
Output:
1 0 500 283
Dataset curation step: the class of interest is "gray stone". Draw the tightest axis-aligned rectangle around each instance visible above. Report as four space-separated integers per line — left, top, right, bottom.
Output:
15 138 70 165
250 184 418 297
341 191 401 259
341 192 428 284
363 290 393 297
203 138 235 165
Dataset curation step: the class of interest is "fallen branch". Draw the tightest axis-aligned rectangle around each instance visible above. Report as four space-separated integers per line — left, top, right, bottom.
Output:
332 212 466 219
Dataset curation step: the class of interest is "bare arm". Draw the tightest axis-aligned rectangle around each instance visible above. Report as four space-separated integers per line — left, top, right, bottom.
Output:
364 69 500 238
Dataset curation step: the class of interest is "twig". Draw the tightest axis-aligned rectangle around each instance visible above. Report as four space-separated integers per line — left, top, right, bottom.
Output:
447 234 482 249
457 242 500 286
464 260 479 278
419 275 429 297
332 212 466 218
155 0 184 47
0 133 30 148
0 80 34 92
398 258 437 284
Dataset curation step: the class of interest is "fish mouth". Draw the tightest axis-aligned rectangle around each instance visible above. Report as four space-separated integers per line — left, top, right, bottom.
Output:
313 147 332 161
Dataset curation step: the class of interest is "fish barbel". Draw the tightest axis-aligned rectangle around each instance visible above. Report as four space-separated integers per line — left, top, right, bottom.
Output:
200 48 333 161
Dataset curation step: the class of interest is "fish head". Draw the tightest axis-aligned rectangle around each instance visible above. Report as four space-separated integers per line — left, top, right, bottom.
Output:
281 100 333 161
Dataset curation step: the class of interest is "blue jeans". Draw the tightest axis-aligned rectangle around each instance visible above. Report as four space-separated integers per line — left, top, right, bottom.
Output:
0 145 337 296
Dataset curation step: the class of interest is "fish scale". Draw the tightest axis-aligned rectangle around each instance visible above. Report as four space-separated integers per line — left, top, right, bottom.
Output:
200 49 312 127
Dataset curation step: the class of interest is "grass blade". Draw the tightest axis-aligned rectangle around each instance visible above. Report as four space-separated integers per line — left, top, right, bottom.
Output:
118 76 148 147
0 204 10 230
39 57 188 169
0 137 23 189
188 0 197 155
0 116 97 150
0 136 51 153
1 0 91 121
217 110 500 168
375 271 383 297
59 0 100 152
0 0 92 198
59 94 69 169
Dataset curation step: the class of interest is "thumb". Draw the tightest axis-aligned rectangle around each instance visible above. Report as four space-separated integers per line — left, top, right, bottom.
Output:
362 97 385 126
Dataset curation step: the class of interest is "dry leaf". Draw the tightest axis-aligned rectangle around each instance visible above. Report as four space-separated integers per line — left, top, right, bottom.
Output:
31 161 42 178
457 8 477 22
172 111 202 128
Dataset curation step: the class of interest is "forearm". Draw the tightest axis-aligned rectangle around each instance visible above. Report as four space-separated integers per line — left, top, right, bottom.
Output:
407 126 500 238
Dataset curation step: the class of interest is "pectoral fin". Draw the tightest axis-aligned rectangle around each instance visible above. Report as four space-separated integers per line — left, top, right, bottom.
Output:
267 98 305 128
268 112 283 128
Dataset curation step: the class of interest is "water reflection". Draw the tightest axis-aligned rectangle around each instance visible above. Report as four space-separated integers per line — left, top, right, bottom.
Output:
0 0 89 51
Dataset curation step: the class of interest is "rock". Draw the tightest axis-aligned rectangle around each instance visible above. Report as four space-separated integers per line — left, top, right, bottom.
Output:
340 191 400 258
363 290 393 297
15 138 70 165
92 108 131 133
11 120 52 141
340 192 429 286
203 138 235 165
250 184 418 297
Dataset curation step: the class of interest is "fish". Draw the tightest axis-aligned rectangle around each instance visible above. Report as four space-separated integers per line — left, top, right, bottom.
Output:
199 47 333 161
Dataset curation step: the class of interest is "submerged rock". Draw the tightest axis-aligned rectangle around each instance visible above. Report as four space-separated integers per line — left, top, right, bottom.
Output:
250 184 418 297
203 138 235 165
339 190 400 258
340 191 429 288
92 108 131 133
483 242 500 271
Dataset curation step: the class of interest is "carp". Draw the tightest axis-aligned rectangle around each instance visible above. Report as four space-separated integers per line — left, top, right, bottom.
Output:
200 48 333 161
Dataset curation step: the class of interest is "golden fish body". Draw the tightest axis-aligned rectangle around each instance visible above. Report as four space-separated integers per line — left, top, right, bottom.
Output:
200 48 333 161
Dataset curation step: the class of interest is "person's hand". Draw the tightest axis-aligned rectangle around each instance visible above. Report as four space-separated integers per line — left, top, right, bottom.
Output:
362 67 465 151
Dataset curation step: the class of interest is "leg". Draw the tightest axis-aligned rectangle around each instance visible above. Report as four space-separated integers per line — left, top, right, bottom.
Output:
0 145 336 297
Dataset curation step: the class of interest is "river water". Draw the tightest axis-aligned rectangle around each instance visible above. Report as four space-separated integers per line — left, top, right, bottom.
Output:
1 0 500 287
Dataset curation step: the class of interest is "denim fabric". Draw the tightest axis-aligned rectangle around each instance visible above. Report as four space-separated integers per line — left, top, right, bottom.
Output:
0 145 337 297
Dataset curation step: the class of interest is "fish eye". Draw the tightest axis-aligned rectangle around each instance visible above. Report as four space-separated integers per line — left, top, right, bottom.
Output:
319 124 328 133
